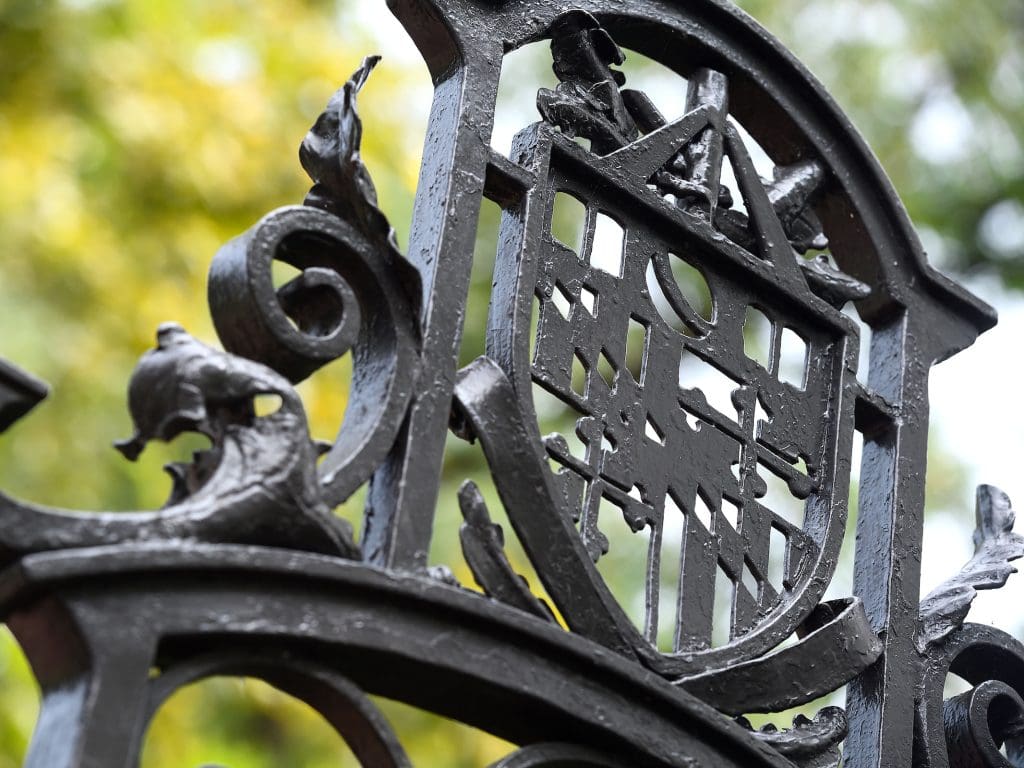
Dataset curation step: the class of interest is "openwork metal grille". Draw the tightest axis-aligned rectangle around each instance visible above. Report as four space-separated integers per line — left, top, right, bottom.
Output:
0 1 1021 767
516 101 847 664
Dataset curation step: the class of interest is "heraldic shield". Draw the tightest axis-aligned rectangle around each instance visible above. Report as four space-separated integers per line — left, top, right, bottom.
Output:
444 3 993 728
477 12 864 680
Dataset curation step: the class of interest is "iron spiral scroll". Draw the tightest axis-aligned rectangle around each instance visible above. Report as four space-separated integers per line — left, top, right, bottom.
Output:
0 1 1020 766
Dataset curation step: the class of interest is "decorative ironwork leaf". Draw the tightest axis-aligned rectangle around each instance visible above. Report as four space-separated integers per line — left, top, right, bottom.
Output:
299 55 399 253
918 484 1024 651
458 481 557 622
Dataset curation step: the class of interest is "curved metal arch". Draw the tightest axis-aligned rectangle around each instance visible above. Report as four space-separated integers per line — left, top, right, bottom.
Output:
392 0 994 348
145 652 411 768
3 544 793 768
209 204 422 506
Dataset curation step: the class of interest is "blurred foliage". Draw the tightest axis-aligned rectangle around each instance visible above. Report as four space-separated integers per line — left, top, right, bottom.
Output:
735 0 1024 285
0 0 1020 764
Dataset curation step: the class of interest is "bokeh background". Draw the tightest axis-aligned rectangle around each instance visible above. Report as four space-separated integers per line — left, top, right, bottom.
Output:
0 0 1021 765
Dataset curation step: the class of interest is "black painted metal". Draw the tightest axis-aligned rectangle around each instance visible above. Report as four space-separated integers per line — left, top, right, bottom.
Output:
0 1 1021 766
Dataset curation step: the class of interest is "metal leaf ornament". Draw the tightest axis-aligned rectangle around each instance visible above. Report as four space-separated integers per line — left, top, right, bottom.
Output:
300 55 399 253
457 481 556 622
918 484 1024 651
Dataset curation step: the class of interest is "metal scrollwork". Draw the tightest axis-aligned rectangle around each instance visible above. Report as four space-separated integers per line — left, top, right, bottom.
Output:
916 623 1024 767
0 323 357 564
914 487 1024 767
0 0 1017 766
208 57 422 505
0 60 424 569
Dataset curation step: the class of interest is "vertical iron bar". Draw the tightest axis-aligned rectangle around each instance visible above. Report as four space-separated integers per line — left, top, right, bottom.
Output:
845 313 929 767
363 52 503 570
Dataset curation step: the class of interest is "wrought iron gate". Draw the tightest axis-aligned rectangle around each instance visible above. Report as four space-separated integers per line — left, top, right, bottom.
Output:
1 1 1022 766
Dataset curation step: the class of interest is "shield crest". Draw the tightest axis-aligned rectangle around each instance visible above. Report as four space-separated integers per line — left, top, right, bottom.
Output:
482 16 862 677
375 0 989 703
